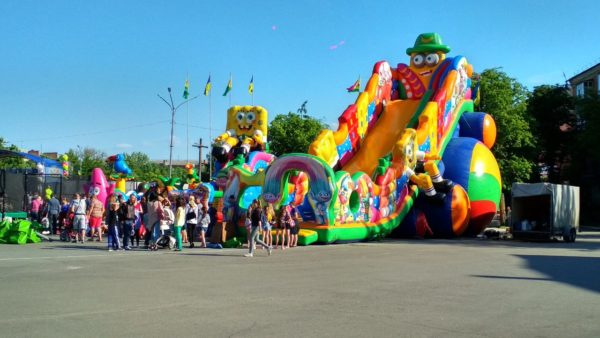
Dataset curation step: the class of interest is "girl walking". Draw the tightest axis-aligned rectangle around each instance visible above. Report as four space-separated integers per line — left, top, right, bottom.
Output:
174 197 186 251
244 200 272 257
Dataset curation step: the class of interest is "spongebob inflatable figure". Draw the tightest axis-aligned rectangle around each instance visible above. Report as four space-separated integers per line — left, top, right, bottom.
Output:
212 106 268 163
393 129 452 203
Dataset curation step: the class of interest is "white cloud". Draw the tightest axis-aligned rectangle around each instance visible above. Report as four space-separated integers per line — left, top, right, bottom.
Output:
116 143 133 149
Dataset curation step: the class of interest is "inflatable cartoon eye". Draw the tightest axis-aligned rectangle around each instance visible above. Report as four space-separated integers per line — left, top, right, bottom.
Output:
246 112 256 123
425 53 440 66
92 187 100 196
236 112 245 122
412 54 424 67
405 144 413 162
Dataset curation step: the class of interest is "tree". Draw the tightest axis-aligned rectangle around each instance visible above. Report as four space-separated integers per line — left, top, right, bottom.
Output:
64 147 109 177
476 68 536 189
577 93 600 162
528 85 576 183
268 111 328 156
574 93 600 223
0 137 34 170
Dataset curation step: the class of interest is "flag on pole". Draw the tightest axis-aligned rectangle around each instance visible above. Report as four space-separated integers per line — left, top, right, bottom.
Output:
248 76 254 95
204 75 211 96
346 76 360 92
183 79 190 99
223 76 232 96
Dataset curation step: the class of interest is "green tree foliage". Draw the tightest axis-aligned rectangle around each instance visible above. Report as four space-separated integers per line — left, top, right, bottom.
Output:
574 93 600 222
64 147 109 177
268 112 328 156
577 93 600 161
476 68 536 189
527 85 577 183
124 152 163 181
0 137 34 169
528 85 576 182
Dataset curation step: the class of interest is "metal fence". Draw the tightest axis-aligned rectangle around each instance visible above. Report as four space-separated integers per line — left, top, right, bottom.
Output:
1 170 140 212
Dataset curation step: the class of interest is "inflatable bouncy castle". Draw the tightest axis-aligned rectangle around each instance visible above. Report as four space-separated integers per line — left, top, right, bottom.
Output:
216 33 501 244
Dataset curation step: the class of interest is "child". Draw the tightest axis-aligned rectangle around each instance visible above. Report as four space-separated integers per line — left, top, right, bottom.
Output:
198 206 210 248
261 204 274 248
289 204 300 247
174 197 186 251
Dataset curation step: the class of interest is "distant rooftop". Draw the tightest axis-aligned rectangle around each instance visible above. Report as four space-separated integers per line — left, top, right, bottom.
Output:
568 63 600 83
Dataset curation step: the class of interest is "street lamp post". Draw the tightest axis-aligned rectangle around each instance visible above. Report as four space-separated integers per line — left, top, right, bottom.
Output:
76 145 82 176
158 88 198 177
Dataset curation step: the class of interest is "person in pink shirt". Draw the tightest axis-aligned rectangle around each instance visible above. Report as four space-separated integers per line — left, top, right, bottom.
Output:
30 195 43 223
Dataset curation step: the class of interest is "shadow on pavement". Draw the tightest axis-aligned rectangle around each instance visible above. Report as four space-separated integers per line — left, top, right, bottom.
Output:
472 255 600 293
41 245 109 251
383 235 600 251
179 252 243 258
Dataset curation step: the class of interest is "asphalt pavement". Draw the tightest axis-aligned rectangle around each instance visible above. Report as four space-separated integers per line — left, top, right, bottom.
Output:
1 229 599 337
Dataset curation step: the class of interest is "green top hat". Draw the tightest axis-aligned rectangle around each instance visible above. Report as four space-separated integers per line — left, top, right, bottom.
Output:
406 33 451 55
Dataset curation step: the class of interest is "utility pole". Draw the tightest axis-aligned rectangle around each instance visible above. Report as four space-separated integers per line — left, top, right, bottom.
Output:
158 88 198 177
192 138 208 181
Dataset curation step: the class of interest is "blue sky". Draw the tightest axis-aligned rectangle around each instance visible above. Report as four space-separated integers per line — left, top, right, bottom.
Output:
1 0 598 161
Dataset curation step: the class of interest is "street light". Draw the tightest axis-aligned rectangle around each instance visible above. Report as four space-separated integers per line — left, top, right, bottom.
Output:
76 145 82 176
157 88 198 177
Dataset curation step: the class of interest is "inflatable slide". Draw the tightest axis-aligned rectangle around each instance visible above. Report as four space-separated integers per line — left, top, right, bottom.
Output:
218 33 502 245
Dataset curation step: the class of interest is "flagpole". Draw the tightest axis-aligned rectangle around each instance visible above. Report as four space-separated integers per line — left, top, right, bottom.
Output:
208 74 213 180
186 73 189 163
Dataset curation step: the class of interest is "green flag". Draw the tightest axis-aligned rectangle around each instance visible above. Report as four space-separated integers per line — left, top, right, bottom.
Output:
223 76 232 96
183 79 190 99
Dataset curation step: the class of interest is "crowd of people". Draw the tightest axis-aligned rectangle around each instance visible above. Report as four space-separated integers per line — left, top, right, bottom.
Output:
27 190 302 257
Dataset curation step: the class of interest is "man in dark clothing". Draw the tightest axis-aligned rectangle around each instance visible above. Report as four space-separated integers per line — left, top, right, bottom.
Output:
207 203 217 237
47 195 61 235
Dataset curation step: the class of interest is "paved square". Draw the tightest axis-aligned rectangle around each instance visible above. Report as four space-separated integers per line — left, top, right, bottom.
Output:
1 231 599 337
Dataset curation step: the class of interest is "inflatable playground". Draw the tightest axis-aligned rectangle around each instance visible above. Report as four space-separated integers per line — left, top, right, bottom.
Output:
69 32 500 246
207 32 502 245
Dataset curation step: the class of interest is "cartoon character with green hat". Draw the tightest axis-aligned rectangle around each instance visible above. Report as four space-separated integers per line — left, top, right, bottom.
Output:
395 33 451 100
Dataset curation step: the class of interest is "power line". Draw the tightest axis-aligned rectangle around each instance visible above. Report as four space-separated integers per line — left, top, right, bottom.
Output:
14 119 171 143
174 121 220 132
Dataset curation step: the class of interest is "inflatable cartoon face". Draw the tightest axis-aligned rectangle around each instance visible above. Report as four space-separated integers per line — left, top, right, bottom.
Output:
393 128 418 171
409 52 446 88
226 106 268 140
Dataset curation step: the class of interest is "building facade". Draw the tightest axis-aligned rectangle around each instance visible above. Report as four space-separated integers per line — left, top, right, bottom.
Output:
568 63 600 97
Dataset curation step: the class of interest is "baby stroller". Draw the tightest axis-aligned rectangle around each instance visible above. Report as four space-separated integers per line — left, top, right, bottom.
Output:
149 208 175 251
60 213 74 242
153 228 175 250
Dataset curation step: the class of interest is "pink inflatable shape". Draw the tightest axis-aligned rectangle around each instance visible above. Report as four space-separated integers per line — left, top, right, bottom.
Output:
84 168 115 206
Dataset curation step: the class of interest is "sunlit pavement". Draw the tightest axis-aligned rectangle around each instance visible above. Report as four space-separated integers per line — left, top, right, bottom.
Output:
1 229 599 338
